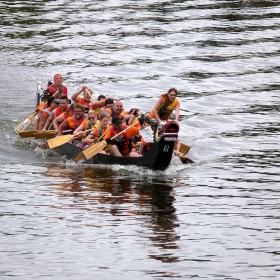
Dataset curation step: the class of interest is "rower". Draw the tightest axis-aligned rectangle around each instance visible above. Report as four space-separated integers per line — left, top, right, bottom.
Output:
104 115 145 157
41 96 70 132
37 98 60 131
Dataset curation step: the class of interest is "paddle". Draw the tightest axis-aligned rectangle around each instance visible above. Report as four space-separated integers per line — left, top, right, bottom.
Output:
85 88 96 102
14 112 38 134
178 142 190 155
173 151 195 164
82 122 139 160
74 125 112 162
33 129 71 139
13 89 59 134
18 129 40 138
47 128 93 149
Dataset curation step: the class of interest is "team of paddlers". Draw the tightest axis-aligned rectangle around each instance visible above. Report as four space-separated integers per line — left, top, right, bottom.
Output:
30 73 182 157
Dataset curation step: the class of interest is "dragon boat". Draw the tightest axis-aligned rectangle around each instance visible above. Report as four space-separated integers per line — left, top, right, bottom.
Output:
53 121 184 171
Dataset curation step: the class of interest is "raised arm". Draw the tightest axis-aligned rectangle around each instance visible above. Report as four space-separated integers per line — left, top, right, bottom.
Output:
71 85 87 103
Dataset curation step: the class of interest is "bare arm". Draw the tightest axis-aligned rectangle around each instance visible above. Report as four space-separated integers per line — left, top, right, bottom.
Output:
42 111 56 131
174 103 180 122
84 131 95 144
152 97 163 122
91 99 106 109
73 122 85 134
52 114 65 133
58 119 70 136
38 113 47 131
71 85 87 102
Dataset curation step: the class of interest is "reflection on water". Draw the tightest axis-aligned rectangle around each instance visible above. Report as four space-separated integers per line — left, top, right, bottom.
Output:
45 164 181 263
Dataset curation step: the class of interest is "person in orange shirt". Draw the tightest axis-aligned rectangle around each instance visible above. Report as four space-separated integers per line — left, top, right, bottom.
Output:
41 96 70 132
57 104 87 136
71 85 93 113
104 116 144 157
52 103 74 134
37 99 60 131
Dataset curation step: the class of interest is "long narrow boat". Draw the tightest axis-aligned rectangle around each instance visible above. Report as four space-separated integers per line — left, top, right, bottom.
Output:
53 121 184 171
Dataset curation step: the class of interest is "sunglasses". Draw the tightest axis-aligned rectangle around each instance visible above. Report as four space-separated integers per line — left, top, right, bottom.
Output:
88 117 96 120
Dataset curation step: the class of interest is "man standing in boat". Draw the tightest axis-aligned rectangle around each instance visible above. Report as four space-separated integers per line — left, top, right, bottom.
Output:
104 116 145 157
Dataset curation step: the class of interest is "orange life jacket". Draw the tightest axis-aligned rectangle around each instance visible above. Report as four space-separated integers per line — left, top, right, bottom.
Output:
109 126 131 155
68 115 87 131
77 98 92 113
42 107 52 119
55 106 70 117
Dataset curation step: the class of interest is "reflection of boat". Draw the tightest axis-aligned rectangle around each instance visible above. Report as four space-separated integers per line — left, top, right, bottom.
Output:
54 121 183 171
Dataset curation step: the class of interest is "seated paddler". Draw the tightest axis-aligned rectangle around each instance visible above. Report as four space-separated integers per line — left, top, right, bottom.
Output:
57 103 87 136
104 115 145 157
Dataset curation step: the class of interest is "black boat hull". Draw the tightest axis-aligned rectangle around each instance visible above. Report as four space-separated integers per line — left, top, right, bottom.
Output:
54 139 175 170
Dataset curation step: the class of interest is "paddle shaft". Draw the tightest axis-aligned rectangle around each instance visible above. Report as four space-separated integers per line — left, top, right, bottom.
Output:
111 121 139 141
85 88 96 102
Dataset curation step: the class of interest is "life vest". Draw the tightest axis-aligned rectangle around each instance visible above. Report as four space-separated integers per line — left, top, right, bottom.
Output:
42 107 52 119
77 97 92 113
55 106 70 117
105 107 115 118
48 84 67 98
110 126 132 155
155 94 178 120
68 115 87 131
82 119 99 138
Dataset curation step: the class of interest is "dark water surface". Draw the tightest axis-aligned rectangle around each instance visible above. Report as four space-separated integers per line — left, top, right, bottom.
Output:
0 1 280 279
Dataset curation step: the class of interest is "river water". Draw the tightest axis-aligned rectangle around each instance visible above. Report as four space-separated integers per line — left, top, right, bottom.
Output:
0 0 279 279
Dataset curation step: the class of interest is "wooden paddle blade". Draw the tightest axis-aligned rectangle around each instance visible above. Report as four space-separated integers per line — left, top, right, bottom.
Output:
179 143 190 155
33 131 56 139
180 156 195 164
174 151 195 164
18 130 39 138
47 134 75 149
14 113 37 134
82 140 107 160
74 152 86 162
